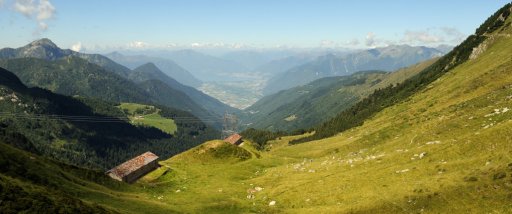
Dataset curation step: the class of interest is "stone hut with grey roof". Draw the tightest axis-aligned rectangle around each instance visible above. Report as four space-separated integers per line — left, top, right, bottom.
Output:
107 151 159 183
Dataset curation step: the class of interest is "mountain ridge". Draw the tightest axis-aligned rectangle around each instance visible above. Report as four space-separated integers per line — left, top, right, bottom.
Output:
243 58 437 131
0 38 132 77
263 45 446 95
130 62 240 117
106 52 202 87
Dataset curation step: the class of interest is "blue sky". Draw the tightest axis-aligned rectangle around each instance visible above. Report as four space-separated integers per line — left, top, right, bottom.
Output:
0 0 509 51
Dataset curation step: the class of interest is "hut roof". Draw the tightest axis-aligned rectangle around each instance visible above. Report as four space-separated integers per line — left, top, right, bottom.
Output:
224 133 242 145
107 152 158 178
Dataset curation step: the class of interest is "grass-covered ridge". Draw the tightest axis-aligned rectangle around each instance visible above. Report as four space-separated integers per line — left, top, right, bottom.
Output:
119 103 178 135
290 3 512 144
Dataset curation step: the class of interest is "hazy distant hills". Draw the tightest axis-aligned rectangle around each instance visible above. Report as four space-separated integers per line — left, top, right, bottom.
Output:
106 52 202 87
263 45 447 95
253 55 313 75
153 49 250 82
130 63 239 117
221 51 275 70
243 58 437 131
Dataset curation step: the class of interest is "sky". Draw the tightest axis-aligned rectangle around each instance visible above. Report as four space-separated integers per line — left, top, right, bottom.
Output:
0 0 509 52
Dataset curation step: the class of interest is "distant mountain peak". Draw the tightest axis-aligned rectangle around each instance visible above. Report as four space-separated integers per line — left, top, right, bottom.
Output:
135 62 160 71
318 53 338 60
107 51 124 57
27 38 59 49
15 38 66 60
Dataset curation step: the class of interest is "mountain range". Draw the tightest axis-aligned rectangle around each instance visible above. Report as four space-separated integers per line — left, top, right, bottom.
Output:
263 45 447 95
0 38 132 77
138 49 251 82
0 40 235 127
242 57 437 131
105 52 202 87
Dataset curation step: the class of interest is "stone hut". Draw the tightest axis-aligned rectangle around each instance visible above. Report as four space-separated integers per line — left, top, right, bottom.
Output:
224 133 243 146
107 151 159 183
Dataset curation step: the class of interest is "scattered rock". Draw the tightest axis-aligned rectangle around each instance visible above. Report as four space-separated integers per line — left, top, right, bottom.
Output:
419 152 427 159
464 176 478 182
396 169 410 174
426 141 441 145
493 172 507 180
254 187 263 192
175 189 181 193
269 201 276 206
247 189 257 194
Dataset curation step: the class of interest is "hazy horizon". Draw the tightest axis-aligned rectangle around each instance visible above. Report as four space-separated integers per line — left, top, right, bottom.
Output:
0 0 508 53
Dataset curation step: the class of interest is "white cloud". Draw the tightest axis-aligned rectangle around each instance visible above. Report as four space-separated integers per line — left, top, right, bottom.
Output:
71 42 83 52
13 0 55 31
401 30 444 44
440 27 465 43
38 22 47 30
127 41 148 48
186 42 248 49
345 39 360 46
365 32 377 47
14 0 36 17
399 27 466 46
37 0 55 21
320 40 337 47
190 42 202 48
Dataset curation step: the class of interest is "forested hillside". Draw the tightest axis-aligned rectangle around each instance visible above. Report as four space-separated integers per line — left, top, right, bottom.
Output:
0 67 218 169
243 58 436 131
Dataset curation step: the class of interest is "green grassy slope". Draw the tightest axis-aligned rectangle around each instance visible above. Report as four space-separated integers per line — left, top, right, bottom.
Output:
243 59 436 131
119 103 178 135
127 4 512 213
0 141 185 214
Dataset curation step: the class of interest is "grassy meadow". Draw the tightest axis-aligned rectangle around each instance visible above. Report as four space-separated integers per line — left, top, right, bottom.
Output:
118 103 178 135
126 21 512 213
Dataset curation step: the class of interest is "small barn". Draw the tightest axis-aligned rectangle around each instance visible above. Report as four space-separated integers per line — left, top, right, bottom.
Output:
107 151 159 183
224 133 243 146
